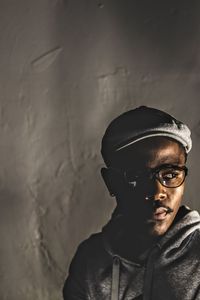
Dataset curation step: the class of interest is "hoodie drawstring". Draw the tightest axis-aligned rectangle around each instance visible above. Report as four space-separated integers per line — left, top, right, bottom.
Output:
111 256 120 300
143 246 159 300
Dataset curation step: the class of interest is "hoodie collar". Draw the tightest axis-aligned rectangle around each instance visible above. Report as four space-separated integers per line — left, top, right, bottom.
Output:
102 205 200 263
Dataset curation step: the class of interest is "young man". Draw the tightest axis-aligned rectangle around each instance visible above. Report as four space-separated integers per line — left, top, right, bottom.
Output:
63 106 200 300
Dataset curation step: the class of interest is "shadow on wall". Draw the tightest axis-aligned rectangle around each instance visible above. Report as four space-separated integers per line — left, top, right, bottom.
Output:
113 0 200 69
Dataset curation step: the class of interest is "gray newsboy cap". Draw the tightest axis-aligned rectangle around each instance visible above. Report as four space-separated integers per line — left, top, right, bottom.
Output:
101 106 192 165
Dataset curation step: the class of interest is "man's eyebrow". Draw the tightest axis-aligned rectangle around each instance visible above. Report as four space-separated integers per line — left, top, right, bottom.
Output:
156 156 185 165
154 163 179 168
152 163 185 170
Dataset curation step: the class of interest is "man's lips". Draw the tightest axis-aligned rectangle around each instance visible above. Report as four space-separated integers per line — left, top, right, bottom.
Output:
153 207 169 221
153 206 173 221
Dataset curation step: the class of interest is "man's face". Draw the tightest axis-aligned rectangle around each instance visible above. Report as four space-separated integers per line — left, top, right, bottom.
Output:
111 137 187 237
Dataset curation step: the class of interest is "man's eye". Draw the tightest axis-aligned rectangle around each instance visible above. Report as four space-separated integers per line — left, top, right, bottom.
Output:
163 172 179 180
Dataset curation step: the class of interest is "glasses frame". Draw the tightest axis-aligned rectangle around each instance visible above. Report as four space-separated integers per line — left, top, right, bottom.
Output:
110 164 188 189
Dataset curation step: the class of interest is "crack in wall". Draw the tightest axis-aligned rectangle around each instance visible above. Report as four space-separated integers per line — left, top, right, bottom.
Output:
31 47 62 72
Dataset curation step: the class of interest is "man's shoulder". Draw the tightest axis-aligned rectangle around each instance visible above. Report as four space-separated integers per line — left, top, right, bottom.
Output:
74 231 110 261
77 232 104 253
69 231 112 276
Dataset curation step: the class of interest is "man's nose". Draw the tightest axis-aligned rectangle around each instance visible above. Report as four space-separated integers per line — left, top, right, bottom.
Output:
145 178 167 201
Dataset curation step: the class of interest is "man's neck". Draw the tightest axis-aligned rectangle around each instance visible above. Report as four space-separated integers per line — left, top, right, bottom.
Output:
112 219 160 263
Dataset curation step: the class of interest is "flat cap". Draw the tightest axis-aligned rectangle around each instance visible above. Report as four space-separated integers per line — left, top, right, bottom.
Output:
101 106 192 164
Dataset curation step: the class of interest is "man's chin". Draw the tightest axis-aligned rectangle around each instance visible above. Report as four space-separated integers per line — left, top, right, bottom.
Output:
127 212 173 237
146 219 171 237
143 210 176 237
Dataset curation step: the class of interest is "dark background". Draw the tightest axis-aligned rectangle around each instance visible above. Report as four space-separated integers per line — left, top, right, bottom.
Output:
0 0 200 299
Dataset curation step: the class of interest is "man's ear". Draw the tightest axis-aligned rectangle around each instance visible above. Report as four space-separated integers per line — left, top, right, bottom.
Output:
101 167 116 197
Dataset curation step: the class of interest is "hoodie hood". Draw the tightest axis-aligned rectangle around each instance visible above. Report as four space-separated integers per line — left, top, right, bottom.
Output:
102 205 200 264
157 206 200 252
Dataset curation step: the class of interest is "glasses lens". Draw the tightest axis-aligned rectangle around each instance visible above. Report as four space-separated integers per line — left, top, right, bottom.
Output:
158 167 186 187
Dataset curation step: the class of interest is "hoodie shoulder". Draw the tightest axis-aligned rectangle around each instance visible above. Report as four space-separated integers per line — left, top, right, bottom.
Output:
73 232 112 265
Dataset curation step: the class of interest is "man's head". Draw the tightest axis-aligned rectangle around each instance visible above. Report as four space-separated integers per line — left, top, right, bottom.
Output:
101 106 192 237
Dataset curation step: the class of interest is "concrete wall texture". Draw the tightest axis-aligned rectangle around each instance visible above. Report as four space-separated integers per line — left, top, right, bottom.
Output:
0 0 200 299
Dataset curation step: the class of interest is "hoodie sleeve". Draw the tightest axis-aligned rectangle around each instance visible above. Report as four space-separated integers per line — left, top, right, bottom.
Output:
63 242 90 300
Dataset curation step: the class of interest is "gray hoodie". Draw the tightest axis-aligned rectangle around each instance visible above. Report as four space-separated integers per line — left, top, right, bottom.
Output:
63 206 200 300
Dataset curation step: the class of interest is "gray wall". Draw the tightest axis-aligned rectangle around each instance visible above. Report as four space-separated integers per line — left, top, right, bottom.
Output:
0 1 200 299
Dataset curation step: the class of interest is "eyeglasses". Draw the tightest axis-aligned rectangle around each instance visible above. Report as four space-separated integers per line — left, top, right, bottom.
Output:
110 164 188 189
